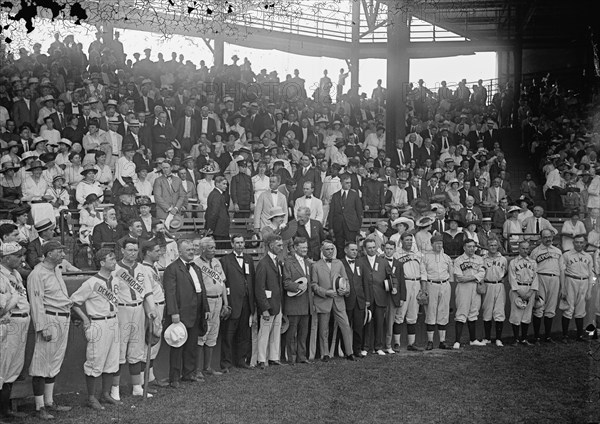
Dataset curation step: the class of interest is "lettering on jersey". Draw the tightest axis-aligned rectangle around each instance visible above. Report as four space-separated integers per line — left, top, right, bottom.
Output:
8 279 26 297
566 255 591 267
397 255 419 265
535 252 558 264
116 269 145 296
199 264 224 285
513 260 535 272
94 282 118 307
484 259 506 270
460 261 478 271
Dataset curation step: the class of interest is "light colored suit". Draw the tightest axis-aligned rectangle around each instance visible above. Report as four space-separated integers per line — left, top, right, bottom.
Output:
311 258 353 357
487 186 506 206
294 196 324 224
153 174 186 219
254 190 289 230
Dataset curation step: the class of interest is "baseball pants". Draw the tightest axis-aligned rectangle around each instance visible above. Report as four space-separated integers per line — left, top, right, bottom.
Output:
84 316 120 377
220 297 252 369
397 280 420 325
317 304 353 357
257 312 282 363
482 282 506 322
117 304 146 365
29 314 70 378
425 281 451 326
0 315 30 385
150 303 165 361
286 314 309 363
509 291 535 325
533 274 559 319
198 297 222 347
455 282 481 323
562 277 589 320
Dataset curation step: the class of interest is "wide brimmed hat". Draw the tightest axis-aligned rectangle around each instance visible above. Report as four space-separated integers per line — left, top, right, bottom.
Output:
445 211 465 227
122 144 136 152
415 216 435 228
168 214 184 231
267 206 285 220
199 164 219 175
0 162 20 173
411 198 431 214
80 163 98 176
34 218 55 233
52 174 66 184
287 277 308 297
507 205 521 214
84 193 100 204
118 185 138 196
26 160 47 171
392 217 414 231
39 152 57 163
164 322 188 348
31 137 48 149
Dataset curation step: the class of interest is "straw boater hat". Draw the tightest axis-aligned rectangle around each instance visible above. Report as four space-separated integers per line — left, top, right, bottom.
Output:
415 216 435 228
267 206 286 220
391 217 414 232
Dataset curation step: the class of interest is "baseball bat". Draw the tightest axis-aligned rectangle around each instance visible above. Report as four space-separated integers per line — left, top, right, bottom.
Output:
143 319 152 400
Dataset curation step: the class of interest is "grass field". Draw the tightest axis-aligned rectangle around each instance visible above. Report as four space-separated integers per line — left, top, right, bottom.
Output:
9 340 598 424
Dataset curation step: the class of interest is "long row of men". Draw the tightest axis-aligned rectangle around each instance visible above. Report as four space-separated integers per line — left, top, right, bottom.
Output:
0 215 595 420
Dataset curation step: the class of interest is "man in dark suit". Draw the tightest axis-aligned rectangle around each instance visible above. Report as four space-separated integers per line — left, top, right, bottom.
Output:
12 87 39 130
205 176 230 241
329 173 363 258
282 237 314 364
164 239 210 387
293 155 322 200
304 125 324 153
255 234 285 369
230 160 254 218
458 195 484 224
219 235 256 370
403 134 419 164
25 219 55 269
278 111 302 142
417 138 437 167
198 106 217 142
90 207 123 252
175 106 200 153
292 206 326 261
342 241 371 357
49 99 68 134
391 139 407 170
359 238 395 355
406 176 422 205
151 111 177 158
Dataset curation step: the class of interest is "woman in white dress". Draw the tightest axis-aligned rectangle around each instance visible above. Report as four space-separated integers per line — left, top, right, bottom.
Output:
94 150 113 192
517 196 533 226
75 164 104 208
251 161 270 205
78 193 103 245
363 125 385 158
503 206 523 253
21 159 55 225
561 210 586 252
82 118 108 165
134 165 154 201
196 165 218 211
64 151 84 190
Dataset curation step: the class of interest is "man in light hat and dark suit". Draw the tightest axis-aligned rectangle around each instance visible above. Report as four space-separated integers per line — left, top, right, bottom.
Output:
25 218 55 269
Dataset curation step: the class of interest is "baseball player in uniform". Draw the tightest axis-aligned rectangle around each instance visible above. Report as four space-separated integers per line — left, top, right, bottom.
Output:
70 249 121 410
194 237 229 376
530 229 562 343
394 233 426 351
560 234 593 342
111 238 156 400
481 238 507 346
453 238 486 349
508 240 538 346
27 240 73 420
0 242 29 420
422 234 453 350
138 240 169 388
382 241 406 354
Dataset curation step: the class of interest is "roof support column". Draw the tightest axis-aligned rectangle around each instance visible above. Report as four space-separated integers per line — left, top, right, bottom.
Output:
385 2 410 158
350 0 360 92
214 35 224 67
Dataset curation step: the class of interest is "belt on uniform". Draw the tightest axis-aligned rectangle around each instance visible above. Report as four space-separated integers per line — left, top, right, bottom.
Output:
11 312 29 318
207 295 221 299
118 301 143 307
45 311 70 317
517 283 532 286
155 300 165 305
112 153 119 156
484 280 501 284
565 274 588 280
90 315 116 321
405 279 421 282
538 272 558 277
428 280 448 284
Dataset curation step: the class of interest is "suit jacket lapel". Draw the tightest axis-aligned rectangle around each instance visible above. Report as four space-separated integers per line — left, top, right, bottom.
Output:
179 260 195 290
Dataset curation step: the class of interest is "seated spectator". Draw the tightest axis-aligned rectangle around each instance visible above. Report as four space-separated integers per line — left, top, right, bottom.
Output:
134 164 154 201
442 212 465 257
64 150 84 189
445 179 462 211
503 205 523 252
75 163 104 208
520 172 537 199
0 162 22 212
94 150 113 192
137 196 154 240
90 206 122 252
78 193 102 245
561 210 586 252
45 175 71 233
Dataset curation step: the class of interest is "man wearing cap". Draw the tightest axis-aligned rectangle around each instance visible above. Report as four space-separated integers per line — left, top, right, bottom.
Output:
312 240 355 361
421 234 453 350
453 238 486 349
0 242 29 420
559 234 593 343
394 233 425 351
508 240 539 346
70 249 121 410
530 228 562 343
27 240 72 419
25 218 55 269
481 238 507 346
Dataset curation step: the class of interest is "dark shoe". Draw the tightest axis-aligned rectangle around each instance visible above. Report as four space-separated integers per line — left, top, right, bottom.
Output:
87 398 105 411
507 341 519 347
100 395 122 405
145 386 158 394
236 362 252 370
169 381 180 389
321 355 330 362
534 338 542 346
425 341 434 351
258 362 266 370
562 336 569 344
346 354 356 361
438 342 449 350
46 404 72 412
407 344 423 352
150 378 170 388
520 340 533 347
286 361 295 366
392 343 401 353
4 410 28 418
36 408 54 420
203 368 223 376
268 360 283 366
181 375 199 382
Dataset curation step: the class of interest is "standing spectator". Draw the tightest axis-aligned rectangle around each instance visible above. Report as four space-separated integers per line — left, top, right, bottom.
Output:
329 174 363 258
204 176 230 242
153 161 186 221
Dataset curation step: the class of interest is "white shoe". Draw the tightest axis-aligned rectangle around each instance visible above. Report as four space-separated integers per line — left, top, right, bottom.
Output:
453 342 460 349
384 348 395 354
470 340 486 346
496 340 504 347
376 349 386 356
482 339 492 345
132 389 153 398
360 350 368 356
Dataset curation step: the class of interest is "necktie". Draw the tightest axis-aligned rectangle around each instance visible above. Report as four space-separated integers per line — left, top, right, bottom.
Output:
305 196 311 200
341 191 347 204
186 262 192 270
271 190 278 194
236 255 244 259
536 219 540 234
347 260 354 265
59 113 64 128
325 259 332 263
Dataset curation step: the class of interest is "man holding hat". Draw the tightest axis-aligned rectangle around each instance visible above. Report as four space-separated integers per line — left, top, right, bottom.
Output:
27 240 72 420
508 240 539 346
0 242 29 420
70 249 121 409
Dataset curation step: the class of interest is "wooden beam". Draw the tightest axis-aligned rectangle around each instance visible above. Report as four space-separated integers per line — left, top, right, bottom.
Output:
202 38 214 54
